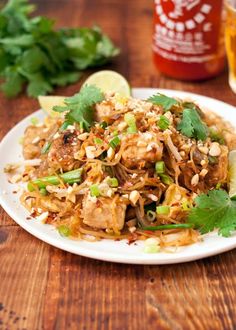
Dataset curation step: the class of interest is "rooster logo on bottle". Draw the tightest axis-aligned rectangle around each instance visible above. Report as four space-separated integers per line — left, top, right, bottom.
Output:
168 0 200 18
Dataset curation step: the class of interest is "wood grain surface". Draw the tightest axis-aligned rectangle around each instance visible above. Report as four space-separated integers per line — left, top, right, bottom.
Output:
0 0 236 329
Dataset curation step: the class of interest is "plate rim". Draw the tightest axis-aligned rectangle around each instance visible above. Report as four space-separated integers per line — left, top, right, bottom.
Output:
0 87 236 265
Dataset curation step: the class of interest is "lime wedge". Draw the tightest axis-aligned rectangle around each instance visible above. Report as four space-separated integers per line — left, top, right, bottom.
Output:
82 70 131 97
228 150 236 199
38 95 66 117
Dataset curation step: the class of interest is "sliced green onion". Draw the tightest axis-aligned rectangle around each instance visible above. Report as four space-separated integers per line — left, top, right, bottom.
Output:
41 141 52 154
216 182 221 189
182 200 190 211
58 225 71 237
113 129 119 136
94 137 103 145
209 128 225 145
124 113 137 133
144 245 160 253
89 184 100 197
39 188 48 196
109 136 120 149
107 177 119 187
208 156 218 164
100 121 108 129
27 168 83 192
124 113 135 126
143 223 193 231
30 117 39 126
127 126 137 134
80 122 84 130
159 174 173 185
144 237 160 253
155 161 165 174
18 136 24 145
156 205 170 215
59 121 70 131
158 115 170 131
147 210 156 221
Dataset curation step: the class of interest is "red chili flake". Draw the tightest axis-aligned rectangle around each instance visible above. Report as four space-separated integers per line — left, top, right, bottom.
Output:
44 212 57 224
26 217 32 220
127 233 138 245
30 210 37 218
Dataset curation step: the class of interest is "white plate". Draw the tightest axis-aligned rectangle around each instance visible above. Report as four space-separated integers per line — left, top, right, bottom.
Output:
0 88 236 265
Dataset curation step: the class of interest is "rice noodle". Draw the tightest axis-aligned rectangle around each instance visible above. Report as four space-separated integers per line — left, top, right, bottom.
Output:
14 92 236 250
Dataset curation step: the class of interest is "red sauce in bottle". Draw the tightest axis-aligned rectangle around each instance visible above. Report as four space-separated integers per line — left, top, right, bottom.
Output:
153 0 225 80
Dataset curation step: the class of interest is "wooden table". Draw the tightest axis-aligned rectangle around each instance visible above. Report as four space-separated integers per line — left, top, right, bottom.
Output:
1 0 236 329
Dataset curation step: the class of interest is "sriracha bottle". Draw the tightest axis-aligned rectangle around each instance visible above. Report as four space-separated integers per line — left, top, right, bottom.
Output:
153 0 225 80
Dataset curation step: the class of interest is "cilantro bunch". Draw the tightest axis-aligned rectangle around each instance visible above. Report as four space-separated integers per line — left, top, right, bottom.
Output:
0 0 119 98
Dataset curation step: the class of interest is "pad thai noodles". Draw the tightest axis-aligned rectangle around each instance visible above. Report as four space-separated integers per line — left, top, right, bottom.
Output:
5 87 236 250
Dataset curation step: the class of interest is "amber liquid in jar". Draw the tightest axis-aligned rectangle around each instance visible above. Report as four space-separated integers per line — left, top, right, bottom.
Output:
153 0 225 80
225 0 236 93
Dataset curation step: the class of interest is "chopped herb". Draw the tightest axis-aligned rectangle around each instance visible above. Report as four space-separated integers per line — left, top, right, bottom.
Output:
107 177 119 187
127 126 137 134
177 107 208 141
159 173 173 185
53 85 104 131
94 137 103 145
209 128 225 145
39 188 48 196
27 168 83 191
182 200 190 211
109 136 120 149
0 0 119 98
208 155 218 165
30 117 39 125
90 184 100 197
18 136 24 145
41 141 51 154
124 113 137 133
158 115 170 130
147 93 178 111
146 210 156 221
155 161 165 174
143 223 193 231
156 205 170 215
188 189 236 237
100 121 108 129
144 245 160 253
58 225 71 237
59 121 71 131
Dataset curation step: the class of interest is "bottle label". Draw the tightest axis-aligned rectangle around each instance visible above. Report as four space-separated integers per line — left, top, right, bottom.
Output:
153 0 223 63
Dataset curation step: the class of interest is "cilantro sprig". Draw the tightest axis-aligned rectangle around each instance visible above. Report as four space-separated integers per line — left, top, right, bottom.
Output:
188 190 236 237
147 93 178 111
0 0 119 98
177 106 208 141
53 85 104 131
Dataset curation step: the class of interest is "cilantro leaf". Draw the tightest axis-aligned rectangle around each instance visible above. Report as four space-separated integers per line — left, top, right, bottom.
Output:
147 93 178 111
1 68 25 97
177 107 208 141
26 73 53 97
53 85 104 131
188 190 236 237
